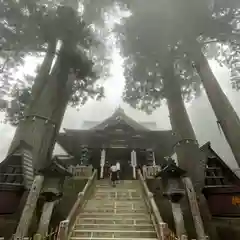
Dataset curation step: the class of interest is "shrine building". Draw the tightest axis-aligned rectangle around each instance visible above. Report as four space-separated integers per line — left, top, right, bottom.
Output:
57 107 176 179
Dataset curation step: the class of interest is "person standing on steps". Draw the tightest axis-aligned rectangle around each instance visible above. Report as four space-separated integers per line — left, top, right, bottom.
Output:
116 161 121 183
110 163 117 187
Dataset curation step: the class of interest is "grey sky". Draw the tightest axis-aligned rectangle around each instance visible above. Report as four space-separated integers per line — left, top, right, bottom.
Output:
0 4 239 170
0 56 239 171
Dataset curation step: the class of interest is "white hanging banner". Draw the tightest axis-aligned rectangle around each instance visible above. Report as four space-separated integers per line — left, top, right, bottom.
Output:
100 149 106 167
152 151 156 166
131 150 137 167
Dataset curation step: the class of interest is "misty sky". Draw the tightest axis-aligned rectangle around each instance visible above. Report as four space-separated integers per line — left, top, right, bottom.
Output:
0 57 240 171
0 3 240 171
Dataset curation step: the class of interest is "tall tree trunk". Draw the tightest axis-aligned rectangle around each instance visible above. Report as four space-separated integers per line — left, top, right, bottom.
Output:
163 66 205 190
188 40 240 168
8 43 73 170
163 63 218 239
8 40 56 154
31 40 57 103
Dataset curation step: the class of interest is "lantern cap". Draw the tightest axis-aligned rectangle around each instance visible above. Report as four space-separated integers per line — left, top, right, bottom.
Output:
155 158 186 179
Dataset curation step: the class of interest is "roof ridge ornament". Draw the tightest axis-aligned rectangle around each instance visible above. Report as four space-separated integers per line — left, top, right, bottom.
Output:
115 106 125 114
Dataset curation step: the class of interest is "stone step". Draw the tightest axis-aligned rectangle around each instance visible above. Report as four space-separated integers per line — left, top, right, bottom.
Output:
79 213 151 220
94 193 142 197
70 238 157 240
95 189 141 193
86 203 146 209
86 199 145 205
83 208 148 214
96 183 141 186
95 187 141 191
93 194 142 198
71 229 157 238
95 184 141 188
94 191 142 195
85 201 146 208
96 180 140 184
84 206 148 211
76 218 152 225
94 189 141 192
93 196 143 200
74 223 154 231
95 184 141 189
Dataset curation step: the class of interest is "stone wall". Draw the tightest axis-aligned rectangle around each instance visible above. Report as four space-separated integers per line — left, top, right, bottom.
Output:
50 178 87 229
146 179 175 231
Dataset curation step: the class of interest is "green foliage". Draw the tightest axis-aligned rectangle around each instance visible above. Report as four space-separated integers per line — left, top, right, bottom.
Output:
0 0 111 125
119 0 240 113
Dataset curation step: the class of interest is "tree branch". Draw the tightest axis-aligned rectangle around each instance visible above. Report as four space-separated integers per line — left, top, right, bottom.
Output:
0 57 10 73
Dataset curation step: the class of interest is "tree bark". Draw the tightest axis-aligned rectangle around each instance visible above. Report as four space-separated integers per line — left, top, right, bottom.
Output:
163 66 205 190
31 40 57 103
163 64 219 239
8 43 73 170
189 40 240 168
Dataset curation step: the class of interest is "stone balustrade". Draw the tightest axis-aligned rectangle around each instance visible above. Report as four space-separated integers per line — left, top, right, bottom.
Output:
68 165 93 179
142 165 161 179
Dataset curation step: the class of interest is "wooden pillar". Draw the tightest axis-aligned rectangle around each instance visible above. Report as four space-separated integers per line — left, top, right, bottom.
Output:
152 150 156 166
37 200 57 237
182 177 207 240
14 175 44 239
142 165 147 180
100 149 106 179
131 150 137 179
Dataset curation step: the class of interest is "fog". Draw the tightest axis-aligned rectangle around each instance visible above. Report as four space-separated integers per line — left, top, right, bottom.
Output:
0 1 239 172
1 58 238 171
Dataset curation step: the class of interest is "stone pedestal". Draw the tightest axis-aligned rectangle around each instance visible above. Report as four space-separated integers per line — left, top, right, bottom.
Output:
14 175 45 239
183 177 207 240
37 201 57 237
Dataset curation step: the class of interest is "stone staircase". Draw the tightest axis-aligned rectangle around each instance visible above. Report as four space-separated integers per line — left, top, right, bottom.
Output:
69 180 158 240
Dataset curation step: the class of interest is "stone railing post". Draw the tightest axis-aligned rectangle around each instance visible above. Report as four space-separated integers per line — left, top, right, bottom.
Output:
158 222 168 240
56 220 69 240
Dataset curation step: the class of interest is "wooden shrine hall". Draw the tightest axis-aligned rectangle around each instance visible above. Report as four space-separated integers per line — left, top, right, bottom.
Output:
57 107 176 179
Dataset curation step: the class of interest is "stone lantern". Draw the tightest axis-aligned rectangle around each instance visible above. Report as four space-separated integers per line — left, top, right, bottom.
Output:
156 158 187 237
156 158 186 203
36 160 72 237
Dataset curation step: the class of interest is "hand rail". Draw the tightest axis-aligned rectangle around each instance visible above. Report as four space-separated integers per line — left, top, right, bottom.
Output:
138 169 188 240
57 169 98 240
137 169 170 240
